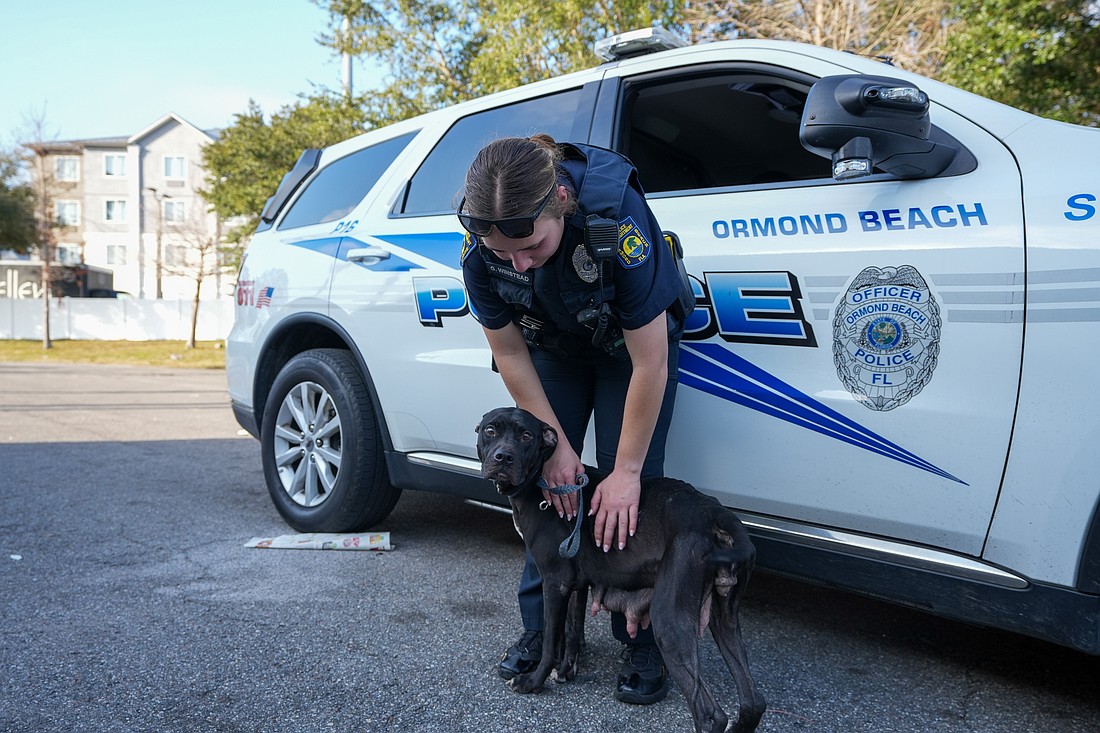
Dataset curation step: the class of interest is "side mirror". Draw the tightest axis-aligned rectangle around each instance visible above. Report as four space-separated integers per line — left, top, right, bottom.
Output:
800 75 958 181
258 148 323 225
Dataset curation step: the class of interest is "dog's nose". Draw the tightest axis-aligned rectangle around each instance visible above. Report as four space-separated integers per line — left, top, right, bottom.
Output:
492 449 514 465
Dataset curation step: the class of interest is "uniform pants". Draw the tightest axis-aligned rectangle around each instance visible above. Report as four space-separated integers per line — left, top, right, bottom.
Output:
517 342 680 645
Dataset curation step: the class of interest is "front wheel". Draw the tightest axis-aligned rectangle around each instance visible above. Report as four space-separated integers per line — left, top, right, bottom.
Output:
260 348 400 532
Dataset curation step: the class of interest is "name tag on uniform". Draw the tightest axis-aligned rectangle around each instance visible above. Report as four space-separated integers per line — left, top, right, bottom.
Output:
486 262 532 285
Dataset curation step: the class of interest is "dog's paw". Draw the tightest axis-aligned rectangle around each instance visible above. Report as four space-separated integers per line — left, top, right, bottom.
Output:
554 657 579 682
550 664 577 684
507 673 543 694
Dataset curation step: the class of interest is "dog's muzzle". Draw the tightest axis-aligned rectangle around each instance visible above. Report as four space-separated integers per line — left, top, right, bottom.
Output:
481 443 528 489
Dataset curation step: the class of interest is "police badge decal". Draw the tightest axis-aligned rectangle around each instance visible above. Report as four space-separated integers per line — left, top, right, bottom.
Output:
833 265 942 411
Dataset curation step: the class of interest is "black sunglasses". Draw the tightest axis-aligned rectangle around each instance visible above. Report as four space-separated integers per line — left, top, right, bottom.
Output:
457 184 556 239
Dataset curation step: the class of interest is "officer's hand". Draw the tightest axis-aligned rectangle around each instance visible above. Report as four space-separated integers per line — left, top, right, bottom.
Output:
541 442 583 520
589 469 640 552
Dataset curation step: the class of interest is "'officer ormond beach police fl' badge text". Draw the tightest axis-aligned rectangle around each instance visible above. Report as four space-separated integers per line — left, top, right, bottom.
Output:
833 265 942 411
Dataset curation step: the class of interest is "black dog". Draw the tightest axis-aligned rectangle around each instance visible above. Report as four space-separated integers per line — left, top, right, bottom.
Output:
476 406 766 733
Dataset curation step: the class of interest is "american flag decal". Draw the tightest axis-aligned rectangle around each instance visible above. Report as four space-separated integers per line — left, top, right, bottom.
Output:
256 286 274 308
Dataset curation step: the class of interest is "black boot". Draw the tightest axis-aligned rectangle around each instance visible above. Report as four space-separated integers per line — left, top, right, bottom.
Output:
616 643 668 704
498 629 543 680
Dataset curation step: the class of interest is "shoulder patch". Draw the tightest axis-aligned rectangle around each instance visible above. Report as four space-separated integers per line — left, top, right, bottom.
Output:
460 232 478 264
617 216 651 268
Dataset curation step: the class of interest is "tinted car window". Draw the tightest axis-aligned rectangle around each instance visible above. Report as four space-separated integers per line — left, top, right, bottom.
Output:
401 89 585 216
619 73 831 193
278 131 417 230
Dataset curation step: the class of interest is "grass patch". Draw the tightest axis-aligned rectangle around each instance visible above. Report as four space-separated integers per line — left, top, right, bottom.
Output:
0 339 226 369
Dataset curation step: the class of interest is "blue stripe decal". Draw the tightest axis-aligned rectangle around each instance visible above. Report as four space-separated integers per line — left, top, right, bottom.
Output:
679 342 965 484
286 234 463 272
372 232 466 269
340 248 422 272
286 237 345 258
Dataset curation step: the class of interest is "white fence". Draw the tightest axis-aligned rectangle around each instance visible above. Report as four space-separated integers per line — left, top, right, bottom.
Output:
0 298 235 341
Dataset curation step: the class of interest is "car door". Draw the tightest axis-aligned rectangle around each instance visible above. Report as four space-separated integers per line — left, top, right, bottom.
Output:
328 83 600 458
595 47 1025 556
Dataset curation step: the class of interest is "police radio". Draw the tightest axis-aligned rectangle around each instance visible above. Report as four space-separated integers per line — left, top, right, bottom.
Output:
578 215 620 352
584 215 619 261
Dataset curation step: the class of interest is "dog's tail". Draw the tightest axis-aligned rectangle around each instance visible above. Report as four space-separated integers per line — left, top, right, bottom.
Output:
709 511 754 562
707 545 754 569
706 512 756 596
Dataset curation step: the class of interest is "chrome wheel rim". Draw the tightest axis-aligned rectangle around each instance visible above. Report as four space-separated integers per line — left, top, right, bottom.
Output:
272 381 343 507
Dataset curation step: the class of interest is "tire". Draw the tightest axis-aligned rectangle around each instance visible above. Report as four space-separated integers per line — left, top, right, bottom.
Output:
260 348 400 532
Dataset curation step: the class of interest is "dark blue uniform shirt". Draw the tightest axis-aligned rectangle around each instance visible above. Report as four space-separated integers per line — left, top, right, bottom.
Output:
462 157 683 345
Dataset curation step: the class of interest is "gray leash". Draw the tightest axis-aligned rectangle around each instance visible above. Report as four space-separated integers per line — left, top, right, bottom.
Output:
537 474 589 558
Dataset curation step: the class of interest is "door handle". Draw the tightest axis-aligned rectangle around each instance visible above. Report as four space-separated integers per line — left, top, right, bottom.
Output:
347 247 391 265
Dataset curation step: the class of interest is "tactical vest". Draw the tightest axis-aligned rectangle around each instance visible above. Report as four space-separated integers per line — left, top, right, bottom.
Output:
478 143 692 358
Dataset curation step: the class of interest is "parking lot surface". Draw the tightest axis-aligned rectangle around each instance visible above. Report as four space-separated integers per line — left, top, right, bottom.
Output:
2 362 1098 733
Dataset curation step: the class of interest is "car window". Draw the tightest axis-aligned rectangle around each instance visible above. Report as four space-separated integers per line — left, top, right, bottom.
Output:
278 131 417 230
618 72 831 193
400 88 586 216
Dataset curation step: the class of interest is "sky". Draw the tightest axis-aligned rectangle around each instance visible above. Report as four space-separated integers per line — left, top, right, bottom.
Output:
0 0 382 144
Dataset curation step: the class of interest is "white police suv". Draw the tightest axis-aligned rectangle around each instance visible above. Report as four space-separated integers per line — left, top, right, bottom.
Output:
227 28 1100 654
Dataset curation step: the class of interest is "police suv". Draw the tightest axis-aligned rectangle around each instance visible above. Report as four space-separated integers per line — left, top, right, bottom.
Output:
227 28 1100 654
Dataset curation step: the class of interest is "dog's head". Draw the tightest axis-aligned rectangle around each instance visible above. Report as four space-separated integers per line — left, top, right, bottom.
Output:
475 407 558 494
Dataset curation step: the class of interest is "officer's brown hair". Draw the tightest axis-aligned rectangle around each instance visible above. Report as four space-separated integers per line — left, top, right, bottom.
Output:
462 134 574 221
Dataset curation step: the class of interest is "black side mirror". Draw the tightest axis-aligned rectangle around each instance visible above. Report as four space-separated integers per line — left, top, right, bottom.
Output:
259 148 323 225
800 75 958 181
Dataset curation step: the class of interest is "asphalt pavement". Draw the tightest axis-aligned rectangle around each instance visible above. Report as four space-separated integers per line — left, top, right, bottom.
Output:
2 361 1098 733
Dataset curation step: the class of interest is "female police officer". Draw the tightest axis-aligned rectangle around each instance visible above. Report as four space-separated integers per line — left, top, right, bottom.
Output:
459 133 689 704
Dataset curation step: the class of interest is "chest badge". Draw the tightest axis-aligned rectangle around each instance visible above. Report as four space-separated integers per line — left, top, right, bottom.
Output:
572 244 599 283
833 265 942 411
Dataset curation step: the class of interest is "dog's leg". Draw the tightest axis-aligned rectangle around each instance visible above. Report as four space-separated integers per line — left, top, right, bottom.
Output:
709 562 766 733
509 585 569 694
557 586 588 682
651 539 728 733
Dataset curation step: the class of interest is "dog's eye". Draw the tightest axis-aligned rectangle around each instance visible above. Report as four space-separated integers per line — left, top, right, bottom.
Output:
520 430 533 442
483 425 496 437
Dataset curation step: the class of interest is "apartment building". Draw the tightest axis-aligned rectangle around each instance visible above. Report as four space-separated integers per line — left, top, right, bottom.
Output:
26 112 229 301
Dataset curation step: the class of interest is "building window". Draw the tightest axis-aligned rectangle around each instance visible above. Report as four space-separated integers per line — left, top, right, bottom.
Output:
163 155 186 179
164 200 187 225
55 200 80 227
104 154 126 177
107 244 127 265
56 244 81 264
105 200 127 222
165 244 187 267
55 156 79 182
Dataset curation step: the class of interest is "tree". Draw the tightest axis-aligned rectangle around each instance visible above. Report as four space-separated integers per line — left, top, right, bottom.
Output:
681 0 950 74
201 92 373 253
163 214 232 349
312 0 681 112
939 0 1100 125
22 110 60 350
0 147 35 254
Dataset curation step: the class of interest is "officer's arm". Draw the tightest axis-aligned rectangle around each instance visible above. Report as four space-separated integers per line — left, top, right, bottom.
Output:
589 313 669 551
483 323 584 516
618 314 670 472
